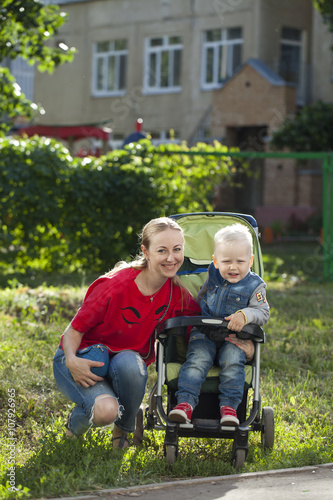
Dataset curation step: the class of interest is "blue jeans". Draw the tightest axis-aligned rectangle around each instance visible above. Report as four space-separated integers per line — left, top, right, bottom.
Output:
176 329 246 410
53 347 148 435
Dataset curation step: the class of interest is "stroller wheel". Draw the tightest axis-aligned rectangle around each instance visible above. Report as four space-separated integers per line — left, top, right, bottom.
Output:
165 444 178 464
261 406 274 449
232 448 246 470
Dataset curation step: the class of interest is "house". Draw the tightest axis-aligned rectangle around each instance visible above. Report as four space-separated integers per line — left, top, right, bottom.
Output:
13 0 332 232
210 58 322 230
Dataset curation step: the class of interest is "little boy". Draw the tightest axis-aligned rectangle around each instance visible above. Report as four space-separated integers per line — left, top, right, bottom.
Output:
168 223 270 426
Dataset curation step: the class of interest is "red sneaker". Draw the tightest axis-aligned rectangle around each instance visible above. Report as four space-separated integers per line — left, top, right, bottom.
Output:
168 403 193 423
220 406 239 426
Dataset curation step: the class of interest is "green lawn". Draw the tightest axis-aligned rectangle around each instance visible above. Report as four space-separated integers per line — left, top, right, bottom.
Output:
0 241 332 499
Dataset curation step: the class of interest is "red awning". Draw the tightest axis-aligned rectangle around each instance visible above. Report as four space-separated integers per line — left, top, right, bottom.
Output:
19 125 111 141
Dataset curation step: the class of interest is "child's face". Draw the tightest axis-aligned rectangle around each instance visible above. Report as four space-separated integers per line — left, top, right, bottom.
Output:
213 242 254 284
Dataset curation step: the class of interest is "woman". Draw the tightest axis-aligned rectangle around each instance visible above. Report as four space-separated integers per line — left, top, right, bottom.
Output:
53 217 201 448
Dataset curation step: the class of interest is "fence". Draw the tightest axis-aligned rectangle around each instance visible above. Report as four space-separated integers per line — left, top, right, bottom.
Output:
159 150 333 281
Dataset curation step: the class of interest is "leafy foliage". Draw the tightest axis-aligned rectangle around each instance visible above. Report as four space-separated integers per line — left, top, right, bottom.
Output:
0 0 75 135
270 100 333 152
313 0 333 33
0 137 240 273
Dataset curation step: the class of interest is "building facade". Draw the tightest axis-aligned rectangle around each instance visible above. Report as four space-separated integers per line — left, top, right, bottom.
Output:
14 0 333 229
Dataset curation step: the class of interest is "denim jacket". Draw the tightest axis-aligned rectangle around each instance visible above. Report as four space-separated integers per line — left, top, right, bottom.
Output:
200 263 265 319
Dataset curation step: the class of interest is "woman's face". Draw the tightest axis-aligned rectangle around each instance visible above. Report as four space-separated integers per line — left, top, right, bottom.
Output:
142 228 184 279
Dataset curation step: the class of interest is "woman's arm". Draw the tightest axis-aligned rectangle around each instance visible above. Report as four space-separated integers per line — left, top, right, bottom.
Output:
62 324 105 388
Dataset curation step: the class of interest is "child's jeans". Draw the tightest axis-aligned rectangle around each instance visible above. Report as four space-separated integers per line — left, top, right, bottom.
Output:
53 348 148 435
176 329 246 410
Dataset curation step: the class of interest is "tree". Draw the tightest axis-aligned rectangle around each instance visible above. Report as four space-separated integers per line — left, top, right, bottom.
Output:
0 0 75 135
270 100 333 152
313 0 333 32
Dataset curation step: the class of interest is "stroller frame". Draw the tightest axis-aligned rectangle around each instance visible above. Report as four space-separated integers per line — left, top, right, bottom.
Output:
144 212 274 469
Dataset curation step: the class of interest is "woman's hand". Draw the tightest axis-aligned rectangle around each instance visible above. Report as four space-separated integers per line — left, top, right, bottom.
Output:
224 312 255 362
62 324 104 388
226 333 255 362
66 355 105 388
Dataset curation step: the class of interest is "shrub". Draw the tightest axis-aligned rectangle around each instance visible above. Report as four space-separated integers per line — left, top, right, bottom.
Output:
0 136 241 272
270 101 333 152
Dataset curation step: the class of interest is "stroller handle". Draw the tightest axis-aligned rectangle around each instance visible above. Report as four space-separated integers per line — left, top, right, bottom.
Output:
156 316 265 343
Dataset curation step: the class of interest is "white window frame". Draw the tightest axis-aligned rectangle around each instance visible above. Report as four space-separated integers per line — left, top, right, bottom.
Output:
331 34 333 81
149 130 181 145
92 40 128 97
279 27 307 105
143 35 183 94
279 27 303 85
201 28 243 90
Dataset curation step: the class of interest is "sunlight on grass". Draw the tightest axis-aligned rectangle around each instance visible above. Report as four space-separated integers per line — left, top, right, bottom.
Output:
0 243 333 498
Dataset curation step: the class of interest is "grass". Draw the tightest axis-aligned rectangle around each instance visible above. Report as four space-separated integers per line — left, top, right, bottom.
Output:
0 241 333 498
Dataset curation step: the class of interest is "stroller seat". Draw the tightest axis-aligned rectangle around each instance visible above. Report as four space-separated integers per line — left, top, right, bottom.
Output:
165 334 253 394
145 212 274 469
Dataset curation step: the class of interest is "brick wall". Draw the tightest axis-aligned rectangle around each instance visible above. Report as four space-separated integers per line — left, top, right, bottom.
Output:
263 159 297 206
211 64 296 134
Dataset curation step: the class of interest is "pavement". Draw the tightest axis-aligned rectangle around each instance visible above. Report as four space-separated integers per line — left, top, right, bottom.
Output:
51 464 333 500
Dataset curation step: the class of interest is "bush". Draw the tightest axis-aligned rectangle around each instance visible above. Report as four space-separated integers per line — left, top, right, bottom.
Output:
0 136 241 273
270 101 333 152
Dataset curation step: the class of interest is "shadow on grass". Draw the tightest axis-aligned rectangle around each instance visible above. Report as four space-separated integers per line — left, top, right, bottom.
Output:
0 240 326 290
0 269 98 289
14 430 127 498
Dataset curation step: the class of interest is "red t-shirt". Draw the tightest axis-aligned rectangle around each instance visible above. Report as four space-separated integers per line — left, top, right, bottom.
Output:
60 267 200 365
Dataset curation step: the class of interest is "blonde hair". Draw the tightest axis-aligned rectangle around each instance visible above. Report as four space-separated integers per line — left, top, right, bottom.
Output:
214 223 253 257
105 217 187 296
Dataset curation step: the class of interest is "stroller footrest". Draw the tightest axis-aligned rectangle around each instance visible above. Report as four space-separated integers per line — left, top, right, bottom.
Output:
192 418 220 432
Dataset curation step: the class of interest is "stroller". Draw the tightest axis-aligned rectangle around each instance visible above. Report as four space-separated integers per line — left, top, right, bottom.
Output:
142 212 274 469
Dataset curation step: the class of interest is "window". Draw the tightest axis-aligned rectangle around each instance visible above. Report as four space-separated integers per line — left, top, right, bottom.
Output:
279 27 302 84
202 27 242 89
10 57 34 101
331 35 333 82
149 129 181 145
92 39 127 96
144 35 183 93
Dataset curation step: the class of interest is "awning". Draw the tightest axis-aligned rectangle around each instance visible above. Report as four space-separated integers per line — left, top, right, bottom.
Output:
19 124 111 141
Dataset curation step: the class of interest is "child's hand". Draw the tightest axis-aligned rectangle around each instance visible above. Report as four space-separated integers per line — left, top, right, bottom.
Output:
224 311 246 332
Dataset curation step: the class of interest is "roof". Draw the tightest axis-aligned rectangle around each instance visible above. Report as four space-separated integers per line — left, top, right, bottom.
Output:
226 58 289 87
245 58 287 86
